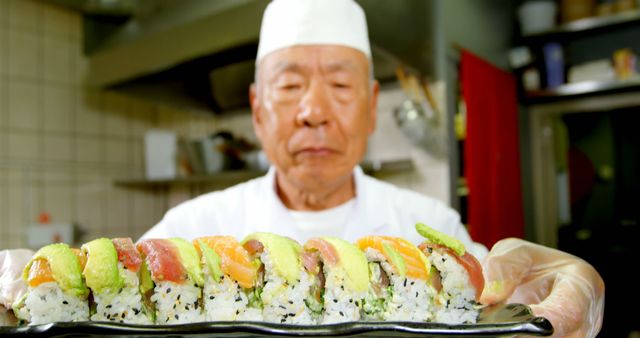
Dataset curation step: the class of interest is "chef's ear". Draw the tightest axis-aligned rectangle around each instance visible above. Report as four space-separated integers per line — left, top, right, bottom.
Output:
368 80 380 136
250 83 264 141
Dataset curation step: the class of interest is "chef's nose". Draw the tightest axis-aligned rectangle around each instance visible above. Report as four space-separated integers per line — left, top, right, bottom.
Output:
296 81 330 127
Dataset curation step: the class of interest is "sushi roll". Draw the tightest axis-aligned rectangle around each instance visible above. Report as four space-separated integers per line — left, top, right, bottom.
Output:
13 243 89 324
302 237 369 324
242 233 315 324
82 238 152 324
415 223 484 324
193 236 262 321
356 236 437 322
136 238 205 324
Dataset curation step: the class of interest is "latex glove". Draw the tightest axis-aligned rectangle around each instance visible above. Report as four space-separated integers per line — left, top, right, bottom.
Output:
0 249 34 310
480 238 604 338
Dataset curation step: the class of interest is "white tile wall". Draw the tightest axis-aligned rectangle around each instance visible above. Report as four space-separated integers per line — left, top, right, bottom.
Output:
0 0 218 249
6 171 30 238
0 0 451 250
42 3 74 39
131 139 144 171
103 91 131 137
75 178 106 239
8 29 39 79
0 78 6 130
44 84 72 132
0 131 6 159
7 0 42 33
75 135 101 163
43 37 72 83
104 185 129 236
8 81 40 130
43 133 72 162
0 25 7 76
105 139 130 166
0 168 7 243
75 89 103 134
44 183 73 224
129 100 157 135
7 130 40 160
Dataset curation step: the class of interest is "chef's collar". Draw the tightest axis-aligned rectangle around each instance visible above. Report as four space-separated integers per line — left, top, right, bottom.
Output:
265 165 365 209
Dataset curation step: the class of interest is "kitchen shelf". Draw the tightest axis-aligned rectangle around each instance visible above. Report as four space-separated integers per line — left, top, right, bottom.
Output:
523 77 640 104
114 170 266 188
522 10 640 41
114 159 415 188
361 158 415 175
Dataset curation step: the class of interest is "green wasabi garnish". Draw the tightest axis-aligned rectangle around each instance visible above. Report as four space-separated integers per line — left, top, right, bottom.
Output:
415 222 466 256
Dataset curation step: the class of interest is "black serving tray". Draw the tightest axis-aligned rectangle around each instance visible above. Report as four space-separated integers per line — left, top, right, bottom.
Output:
0 303 553 337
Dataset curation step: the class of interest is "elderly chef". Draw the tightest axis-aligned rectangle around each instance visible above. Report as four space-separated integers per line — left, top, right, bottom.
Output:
138 1 604 337
0 0 603 337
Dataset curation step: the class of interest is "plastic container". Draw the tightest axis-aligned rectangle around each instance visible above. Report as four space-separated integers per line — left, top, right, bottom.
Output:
560 0 595 22
518 0 558 35
543 43 565 88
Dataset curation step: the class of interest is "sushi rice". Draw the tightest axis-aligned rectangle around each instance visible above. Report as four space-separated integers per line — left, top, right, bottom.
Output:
90 263 152 324
319 263 366 324
259 250 315 324
151 281 203 324
202 266 262 321
362 249 436 322
428 250 479 324
20 282 89 325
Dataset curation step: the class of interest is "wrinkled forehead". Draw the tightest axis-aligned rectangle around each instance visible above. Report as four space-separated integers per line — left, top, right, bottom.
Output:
257 45 371 79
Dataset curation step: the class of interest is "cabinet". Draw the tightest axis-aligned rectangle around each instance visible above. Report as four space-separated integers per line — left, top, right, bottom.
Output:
517 8 640 242
519 9 640 337
514 10 640 104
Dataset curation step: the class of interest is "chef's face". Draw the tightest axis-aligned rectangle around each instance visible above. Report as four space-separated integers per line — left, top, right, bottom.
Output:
251 45 378 192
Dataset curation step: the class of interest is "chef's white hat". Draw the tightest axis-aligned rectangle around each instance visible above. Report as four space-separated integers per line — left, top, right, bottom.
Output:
256 0 371 63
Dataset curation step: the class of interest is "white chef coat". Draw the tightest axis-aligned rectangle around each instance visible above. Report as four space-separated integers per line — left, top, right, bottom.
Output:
140 166 488 259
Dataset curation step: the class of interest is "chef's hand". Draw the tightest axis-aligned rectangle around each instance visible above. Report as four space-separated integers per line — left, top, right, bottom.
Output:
0 249 33 310
480 238 604 338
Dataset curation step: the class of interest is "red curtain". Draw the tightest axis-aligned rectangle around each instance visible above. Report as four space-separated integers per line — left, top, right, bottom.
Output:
461 50 525 249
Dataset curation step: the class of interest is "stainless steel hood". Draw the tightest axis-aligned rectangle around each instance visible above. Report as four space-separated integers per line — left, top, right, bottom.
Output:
75 0 436 113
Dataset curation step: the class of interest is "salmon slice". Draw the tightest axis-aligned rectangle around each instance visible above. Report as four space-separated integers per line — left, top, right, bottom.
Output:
71 248 87 270
194 236 257 289
112 238 142 273
137 239 187 283
26 258 55 287
356 236 430 281
304 238 339 265
302 238 339 274
27 248 86 287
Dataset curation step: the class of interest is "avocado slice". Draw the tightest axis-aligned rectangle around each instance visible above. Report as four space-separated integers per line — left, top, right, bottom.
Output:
81 238 124 294
242 232 301 284
382 242 407 277
22 243 88 297
415 223 466 256
196 239 224 283
139 260 154 295
168 238 204 287
321 237 369 292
